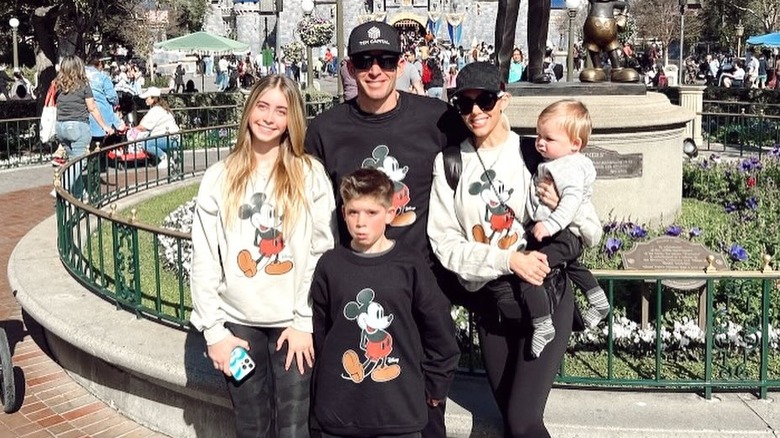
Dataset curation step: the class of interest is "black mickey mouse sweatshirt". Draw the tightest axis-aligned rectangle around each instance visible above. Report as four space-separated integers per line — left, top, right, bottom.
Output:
310 244 460 437
305 91 468 266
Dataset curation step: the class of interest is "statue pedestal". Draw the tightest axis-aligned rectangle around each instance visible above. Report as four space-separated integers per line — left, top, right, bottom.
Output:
504 84 694 226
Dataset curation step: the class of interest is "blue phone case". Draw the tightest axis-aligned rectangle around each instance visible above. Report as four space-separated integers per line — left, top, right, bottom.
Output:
229 347 255 381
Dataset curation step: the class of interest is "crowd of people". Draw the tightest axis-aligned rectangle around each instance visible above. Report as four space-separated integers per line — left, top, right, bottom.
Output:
47 54 180 187
189 21 609 438
694 49 780 89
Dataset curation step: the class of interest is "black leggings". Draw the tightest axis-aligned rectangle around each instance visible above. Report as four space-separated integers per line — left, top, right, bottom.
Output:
225 323 311 438
476 275 573 438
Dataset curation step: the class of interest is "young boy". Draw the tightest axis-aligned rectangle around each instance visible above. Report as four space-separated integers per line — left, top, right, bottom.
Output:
309 168 460 438
524 99 610 357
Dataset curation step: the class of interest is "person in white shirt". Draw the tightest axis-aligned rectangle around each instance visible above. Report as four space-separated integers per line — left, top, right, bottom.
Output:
721 60 746 88
130 87 180 168
745 51 760 87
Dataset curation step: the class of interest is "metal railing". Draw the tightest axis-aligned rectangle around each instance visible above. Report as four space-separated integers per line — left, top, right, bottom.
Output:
1 98 335 169
700 110 780 157
0 116 50 168
55 126 235 327
558 269 780 400
54 121 780 398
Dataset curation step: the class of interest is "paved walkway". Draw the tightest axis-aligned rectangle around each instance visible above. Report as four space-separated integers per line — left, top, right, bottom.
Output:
0 166 165 438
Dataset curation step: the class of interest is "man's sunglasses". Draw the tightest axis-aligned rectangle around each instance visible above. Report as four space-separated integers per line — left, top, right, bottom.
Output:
451 91 503 115
351 54 399 70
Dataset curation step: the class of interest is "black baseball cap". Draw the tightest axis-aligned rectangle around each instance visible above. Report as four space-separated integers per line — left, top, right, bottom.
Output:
450 62 505 98
348 21 402 57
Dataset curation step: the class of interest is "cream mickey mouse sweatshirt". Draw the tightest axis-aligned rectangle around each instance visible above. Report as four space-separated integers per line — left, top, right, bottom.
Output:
190 159 335 345
427 131 532 292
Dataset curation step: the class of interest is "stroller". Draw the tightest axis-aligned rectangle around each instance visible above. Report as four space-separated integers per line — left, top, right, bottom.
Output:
0 327 15 413
106 91 152 167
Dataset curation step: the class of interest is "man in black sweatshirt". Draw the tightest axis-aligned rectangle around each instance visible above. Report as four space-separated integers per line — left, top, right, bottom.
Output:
305 21 468 438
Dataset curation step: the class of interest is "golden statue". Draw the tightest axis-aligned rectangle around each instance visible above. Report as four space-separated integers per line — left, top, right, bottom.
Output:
580 0 640 83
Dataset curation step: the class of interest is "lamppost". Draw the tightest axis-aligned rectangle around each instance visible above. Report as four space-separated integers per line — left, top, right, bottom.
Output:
735 20 744 59
565 0 579 82
302 0 315 90
316 0 344 100
678 0 685 86
9 17 19 71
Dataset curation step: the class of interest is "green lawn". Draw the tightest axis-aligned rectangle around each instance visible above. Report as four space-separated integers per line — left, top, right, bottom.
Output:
88 183 199 325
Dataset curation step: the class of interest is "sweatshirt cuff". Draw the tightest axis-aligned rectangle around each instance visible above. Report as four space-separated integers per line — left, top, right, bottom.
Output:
425 374 454 401
292 316 313 334
203 324 231 346
499 250 513 275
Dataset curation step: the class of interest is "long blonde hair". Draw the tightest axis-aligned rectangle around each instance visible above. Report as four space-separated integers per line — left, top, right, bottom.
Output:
223 75 311 232
56 55 89 94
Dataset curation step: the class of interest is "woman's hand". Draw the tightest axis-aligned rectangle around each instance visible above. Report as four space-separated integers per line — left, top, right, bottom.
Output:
509 250 550 286
536 177 560 209
276 327 315 375
207 335 250 377
532 222 551 242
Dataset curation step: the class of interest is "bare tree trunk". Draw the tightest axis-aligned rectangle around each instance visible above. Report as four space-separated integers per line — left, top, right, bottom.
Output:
32 5 59 117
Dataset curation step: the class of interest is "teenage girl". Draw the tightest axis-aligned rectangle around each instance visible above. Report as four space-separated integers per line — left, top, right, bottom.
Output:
428 62 572 437
190 75 335 438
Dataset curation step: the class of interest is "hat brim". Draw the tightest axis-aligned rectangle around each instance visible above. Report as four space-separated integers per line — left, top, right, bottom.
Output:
348 47 402 57
449 86 501 100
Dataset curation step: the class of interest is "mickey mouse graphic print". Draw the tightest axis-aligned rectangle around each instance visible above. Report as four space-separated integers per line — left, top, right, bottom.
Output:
235 191 294 277
362 145 416 228
340 288 401 384
467 168 522 250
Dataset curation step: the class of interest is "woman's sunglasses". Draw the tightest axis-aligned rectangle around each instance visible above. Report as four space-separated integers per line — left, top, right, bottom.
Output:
451 91 503 115
351 54 400 70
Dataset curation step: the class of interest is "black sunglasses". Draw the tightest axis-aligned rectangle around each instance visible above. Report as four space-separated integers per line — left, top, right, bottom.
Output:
351 54 399 70
451 91 502 115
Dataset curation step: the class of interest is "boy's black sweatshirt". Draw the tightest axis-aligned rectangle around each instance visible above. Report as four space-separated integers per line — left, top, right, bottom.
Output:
310 244 460 437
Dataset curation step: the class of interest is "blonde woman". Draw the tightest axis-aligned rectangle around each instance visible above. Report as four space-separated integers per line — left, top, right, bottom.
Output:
190 75 335 438
54 55 114 197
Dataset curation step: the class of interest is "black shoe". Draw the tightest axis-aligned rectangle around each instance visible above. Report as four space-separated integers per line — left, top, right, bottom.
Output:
531 74 551 84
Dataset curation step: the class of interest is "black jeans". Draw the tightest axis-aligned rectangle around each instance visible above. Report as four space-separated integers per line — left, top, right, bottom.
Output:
476 271 574 437
225 323 311 438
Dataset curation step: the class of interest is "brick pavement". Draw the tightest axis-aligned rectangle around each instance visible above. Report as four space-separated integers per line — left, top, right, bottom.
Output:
0 185 167 438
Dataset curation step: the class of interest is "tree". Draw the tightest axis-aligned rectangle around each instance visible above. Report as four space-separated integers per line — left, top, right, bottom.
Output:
630 0 704 64
734 0 780 34
0 0 206 114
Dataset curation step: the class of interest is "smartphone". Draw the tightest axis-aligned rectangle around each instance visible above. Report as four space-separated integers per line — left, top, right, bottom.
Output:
229 347 255 381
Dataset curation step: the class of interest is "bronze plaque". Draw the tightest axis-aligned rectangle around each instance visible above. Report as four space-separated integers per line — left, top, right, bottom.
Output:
621 236 729 290
583 146 643 179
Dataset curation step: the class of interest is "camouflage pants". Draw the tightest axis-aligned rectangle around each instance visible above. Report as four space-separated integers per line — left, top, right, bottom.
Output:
225 323 311 438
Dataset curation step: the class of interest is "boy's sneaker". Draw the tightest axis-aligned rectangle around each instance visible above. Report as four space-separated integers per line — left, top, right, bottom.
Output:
51 156 67 167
